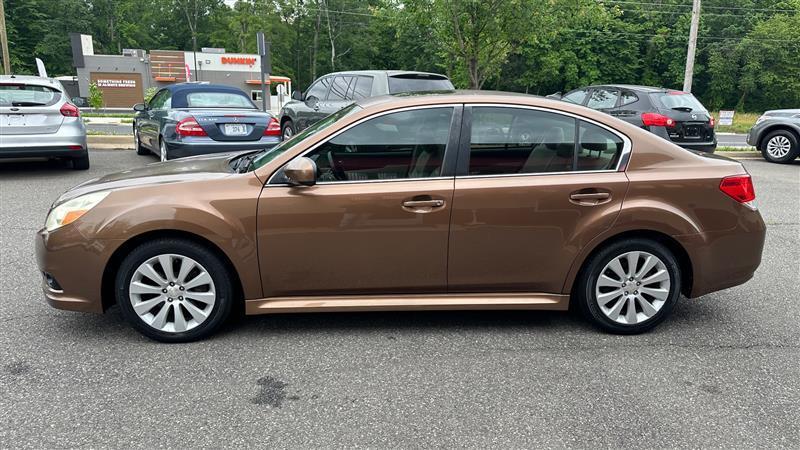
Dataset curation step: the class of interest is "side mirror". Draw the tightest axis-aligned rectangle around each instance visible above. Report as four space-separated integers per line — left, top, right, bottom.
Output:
284 157 317 186
291 90 303 101
133 103 146 112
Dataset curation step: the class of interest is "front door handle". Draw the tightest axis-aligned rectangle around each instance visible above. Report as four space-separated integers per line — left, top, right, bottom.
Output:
569 191 612 206
403 200 444 208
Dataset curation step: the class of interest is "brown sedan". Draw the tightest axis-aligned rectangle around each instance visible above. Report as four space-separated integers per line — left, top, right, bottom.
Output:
36 92 766 342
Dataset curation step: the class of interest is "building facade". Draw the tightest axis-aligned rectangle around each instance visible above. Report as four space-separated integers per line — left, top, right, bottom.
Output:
71 34 281 108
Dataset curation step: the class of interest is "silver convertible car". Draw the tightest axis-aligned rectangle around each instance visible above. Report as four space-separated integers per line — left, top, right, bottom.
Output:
0 75 88 169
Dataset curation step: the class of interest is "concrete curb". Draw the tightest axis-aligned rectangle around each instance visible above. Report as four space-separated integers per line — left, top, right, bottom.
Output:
717 151 761 158
88 135 134 150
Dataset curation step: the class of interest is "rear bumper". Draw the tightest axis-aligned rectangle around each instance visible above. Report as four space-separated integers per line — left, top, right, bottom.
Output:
649 127 717 152
678 207 766 298
0 146 87 159
165 137 280 159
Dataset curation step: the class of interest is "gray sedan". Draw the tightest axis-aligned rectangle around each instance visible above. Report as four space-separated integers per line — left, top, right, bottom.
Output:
0 75 88 169
747 109 800 163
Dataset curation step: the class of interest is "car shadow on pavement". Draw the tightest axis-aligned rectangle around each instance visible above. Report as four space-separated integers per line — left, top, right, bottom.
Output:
0 159 75 176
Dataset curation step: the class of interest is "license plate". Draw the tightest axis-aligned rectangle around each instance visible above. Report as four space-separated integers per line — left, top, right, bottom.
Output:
223 123 248 136
6 115 25 126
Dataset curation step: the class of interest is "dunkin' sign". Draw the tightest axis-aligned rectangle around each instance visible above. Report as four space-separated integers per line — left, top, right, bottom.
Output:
221 56 256 66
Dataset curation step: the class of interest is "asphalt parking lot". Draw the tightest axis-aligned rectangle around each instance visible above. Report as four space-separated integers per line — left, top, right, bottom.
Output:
1 151 798 448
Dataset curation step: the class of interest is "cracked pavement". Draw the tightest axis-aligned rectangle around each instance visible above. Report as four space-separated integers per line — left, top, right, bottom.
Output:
1 151 798 448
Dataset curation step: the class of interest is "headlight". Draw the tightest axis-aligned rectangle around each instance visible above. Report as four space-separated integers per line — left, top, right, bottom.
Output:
45 191 110 231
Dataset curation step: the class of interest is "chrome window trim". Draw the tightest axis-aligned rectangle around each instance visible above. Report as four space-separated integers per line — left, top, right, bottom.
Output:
266 103 462 186
460 103 632 178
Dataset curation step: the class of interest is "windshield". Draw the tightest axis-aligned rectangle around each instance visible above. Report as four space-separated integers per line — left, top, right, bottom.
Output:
0 84 61 107
250 104 363 170
652 92 707 111
186 91 256 109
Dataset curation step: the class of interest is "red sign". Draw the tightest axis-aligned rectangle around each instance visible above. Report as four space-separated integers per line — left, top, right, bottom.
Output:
221 56 256 66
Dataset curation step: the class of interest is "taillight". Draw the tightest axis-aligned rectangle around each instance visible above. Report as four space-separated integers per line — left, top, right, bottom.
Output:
60 103 80 117
720 175 755 203
263 117 281 136
641 112 675 128
175 117 207 136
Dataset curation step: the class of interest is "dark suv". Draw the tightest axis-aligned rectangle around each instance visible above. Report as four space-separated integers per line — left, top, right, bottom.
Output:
278 70 453 140
556 84 717 153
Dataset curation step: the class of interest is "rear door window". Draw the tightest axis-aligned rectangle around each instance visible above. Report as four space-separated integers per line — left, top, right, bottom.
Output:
388 75 453 94
468 107 576 175
576 121 624 171
0 84 61 107
586 88 620 110
305 107 454 181
351 76 374 99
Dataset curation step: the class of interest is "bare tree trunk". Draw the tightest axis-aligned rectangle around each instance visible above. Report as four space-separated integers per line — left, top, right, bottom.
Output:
312 8 320 79
322 0 336 72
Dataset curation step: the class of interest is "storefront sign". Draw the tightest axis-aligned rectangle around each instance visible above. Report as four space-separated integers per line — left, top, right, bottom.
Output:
221 56 257 66
95 78 136 88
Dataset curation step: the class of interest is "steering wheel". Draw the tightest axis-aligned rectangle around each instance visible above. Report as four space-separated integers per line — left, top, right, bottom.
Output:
327 151 347 181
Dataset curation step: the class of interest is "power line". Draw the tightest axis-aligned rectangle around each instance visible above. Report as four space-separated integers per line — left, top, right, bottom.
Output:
602 1 798 13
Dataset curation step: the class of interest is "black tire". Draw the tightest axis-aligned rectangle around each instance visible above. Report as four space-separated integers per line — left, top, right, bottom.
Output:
576 238 681 334
281 120 295 141
115 238 234 342
134 125 149 155
760 130 799 164
72 155 90 170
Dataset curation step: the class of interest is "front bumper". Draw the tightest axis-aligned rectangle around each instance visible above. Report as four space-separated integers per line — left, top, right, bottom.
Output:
35 226 121 314
165 136 280 159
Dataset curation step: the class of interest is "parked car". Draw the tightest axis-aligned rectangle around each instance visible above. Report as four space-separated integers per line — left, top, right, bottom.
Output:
553 84 717 153
0 75 88 169
132 83 280 161
746 109 800 163
36 91 765 342
278 70 454 140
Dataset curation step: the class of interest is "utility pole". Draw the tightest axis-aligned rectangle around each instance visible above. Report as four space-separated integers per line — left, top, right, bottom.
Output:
683 0 701 92
0 0 11 75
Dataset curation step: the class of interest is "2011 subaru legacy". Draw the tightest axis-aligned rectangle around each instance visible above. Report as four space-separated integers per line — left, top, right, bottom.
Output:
133 83 280 161
555 84 717 153
0 75 88 169
36 91 764 342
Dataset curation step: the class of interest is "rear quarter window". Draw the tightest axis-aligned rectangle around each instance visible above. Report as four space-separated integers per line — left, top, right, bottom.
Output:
388 75 454 94
0 84 61 107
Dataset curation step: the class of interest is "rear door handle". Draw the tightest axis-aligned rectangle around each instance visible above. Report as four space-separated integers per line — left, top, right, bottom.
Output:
403 200 444 208
570 193 610 200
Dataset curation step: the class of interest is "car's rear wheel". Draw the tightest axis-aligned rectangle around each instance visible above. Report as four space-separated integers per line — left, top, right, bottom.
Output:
159 137 169 162
281 120 295 141
577 238 681 334
72 155 90 170
115 239 234 342
761 130 799 163
134 126 149 156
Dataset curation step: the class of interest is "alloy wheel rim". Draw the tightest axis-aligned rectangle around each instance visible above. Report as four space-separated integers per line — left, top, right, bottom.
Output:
129 254 216 333
766 136 791 158
283 126 293 140
160 140 167 162
134 128 139 148
595 251 671 325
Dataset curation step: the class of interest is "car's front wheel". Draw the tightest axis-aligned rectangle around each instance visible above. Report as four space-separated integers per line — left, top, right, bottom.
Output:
115 239 234 342
577 238 681 334
761 130 799 163
281 120 295 141
159 137 169 162
134 125 149 156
